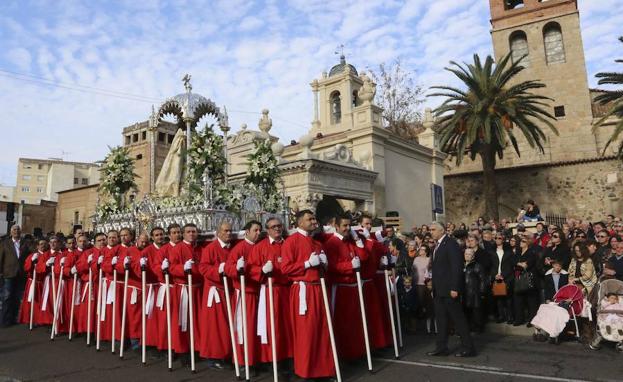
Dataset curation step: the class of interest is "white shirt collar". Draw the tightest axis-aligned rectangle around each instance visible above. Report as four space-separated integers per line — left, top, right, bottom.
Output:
153 243 161 250
170 241 177 247
77 247 84 252
183 240 192 245
333 232 345 241
217 238 230 249
107 245 113 249
12 238 20 243
244 238 255 245
437 234 446 245
296 228 309 237
269 236 283 244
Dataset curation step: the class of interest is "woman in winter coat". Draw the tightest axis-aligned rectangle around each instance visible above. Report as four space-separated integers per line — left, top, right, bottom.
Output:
568 242 597 296
491 233 517 324
463 248 488 332
513 236 539 326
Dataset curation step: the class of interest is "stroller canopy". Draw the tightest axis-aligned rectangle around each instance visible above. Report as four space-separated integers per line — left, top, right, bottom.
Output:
554 284 584 316
598 279 623 302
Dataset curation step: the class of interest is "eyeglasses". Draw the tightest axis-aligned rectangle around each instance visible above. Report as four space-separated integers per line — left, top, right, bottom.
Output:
268 224 283 230
495 237 504 240
552 235 560 238
598 235 609 238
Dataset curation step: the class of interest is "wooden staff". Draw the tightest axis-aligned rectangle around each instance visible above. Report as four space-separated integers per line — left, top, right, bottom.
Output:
164 270 173 371
96 264 103 351
112 267 117 354
384 269 399 358
268 275 278 382
222 273 240 379
50 263 64 340
240 272 250 381
141 261 147 365
29 263 37 331
87 265 93 346
119 265 129 359
319 267 342 382
355 266 373 372
68 272 78 340
392 269 403 348
187 270 196 373
50 261 57 336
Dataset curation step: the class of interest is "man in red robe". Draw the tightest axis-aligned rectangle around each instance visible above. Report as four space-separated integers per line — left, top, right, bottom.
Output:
19 239 48 326
165 223 202 359
225 220 262 374
198 221 233 369
324 214 369 360
116 228 143 350
248 217 293 372
281 209 336 379
99 230 121 343
140 227 165 350
153 224 182 353
75 233 104 335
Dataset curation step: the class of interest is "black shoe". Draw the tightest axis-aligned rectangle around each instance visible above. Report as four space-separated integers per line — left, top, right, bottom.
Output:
526 323 533 328
455 349 477 357
513 321 524 327
426 348 450 356
207 359 224 370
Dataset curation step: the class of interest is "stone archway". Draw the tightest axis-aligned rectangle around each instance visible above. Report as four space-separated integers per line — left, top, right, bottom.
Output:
316 195 344 225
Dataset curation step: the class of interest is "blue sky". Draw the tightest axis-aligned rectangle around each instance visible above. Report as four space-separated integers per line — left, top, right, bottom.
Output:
1 0 622 186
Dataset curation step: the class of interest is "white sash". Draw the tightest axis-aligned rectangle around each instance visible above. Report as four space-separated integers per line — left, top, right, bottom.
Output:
297 281 307 316
100 280 108 321
156 283 167 310
27 278 36 303
179 285 189 332
74 280 82 305
257 284 268 344
235 289 243 344
145 284 155 317
56 279 65 324
81 281 90 303
207 286 221 307
106 279 116 304
130 286 139 305
41 275 50 311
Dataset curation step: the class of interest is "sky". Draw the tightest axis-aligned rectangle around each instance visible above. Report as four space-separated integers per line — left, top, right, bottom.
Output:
1 0 622 186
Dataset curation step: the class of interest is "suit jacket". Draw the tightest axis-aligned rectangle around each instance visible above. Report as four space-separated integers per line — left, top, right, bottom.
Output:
0 237 30 279
431 235 464 298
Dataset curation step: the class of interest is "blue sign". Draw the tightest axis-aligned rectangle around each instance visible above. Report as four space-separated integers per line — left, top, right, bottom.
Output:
431 184 444 214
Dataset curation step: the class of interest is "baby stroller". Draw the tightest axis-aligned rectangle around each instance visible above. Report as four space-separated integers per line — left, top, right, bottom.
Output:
531 284 585 343
589 279 623 352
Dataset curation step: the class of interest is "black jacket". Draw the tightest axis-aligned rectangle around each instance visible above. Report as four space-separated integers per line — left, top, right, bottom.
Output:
474 247 493 277
0 237 31 279
432 235 464 298
543 270 569 301
463 261 487 308
490 246 516 283
539 244 571 275
515 247 537 276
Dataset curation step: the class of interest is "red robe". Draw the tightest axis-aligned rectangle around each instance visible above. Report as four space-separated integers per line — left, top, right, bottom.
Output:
37 250 63 325
18 251 46 325
152 242 177 351
167 240 202 354
249 237 293 362
51 249 79 334
75 247 99 334
225 239 262 366
100 245 122 342
198 239 233 360
281 230 335 379
116 244 144 340
362 238 392 349
323 233 368 360
140 243 163 347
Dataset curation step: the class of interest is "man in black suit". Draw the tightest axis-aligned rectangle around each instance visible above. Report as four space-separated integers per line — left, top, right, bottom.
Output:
427 221 476 357
0 225 30 327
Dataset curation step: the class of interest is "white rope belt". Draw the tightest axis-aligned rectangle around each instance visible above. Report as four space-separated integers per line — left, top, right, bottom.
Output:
234 289 243 344
207 285 222 308
27 278 37 303
155 283 173 311
257 284 268 344
293 281 319 316
41 275 50 311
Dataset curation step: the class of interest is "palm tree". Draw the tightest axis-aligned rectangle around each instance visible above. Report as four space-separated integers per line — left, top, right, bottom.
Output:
429 53 557 221
593 36 623 158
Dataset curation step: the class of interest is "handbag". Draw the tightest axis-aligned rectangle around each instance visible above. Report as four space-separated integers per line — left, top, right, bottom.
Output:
492 280 507 297
514 271 535 294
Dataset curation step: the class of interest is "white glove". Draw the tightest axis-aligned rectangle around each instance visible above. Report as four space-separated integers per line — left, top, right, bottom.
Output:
97 255 104 265
184 259 194 271
218 262 225 275
32 253 39 262
362 228 371 239
161 258 170 271
236 257 245 271
351 256 361 270
380 256 389 267
262 261 274 274
111 256 118 265
87 254 93 264
319 251 328 265
71 265 78 275
139 257 147 267
60 257 66 266
305 253 320 269
46 257 55 267
350 228 359 241
124 256 131 266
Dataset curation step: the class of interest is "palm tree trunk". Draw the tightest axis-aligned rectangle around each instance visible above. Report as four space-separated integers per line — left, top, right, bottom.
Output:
479 146 499 221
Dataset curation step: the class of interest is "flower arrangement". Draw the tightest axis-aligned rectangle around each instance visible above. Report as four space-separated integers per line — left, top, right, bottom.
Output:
244 138 282 212
97 146 138 220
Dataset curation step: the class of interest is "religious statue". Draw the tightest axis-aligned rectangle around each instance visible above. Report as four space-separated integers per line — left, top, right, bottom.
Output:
155 129 186 196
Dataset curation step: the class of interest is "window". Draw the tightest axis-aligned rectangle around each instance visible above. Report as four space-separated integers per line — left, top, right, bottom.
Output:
509 30 530 67
21 186 30 192
38 164 43 170
158 132 166 142
132 133 139 143
544 22 565 64
136 154 143 160
74 177 79 185
142 131 147 140
81 178 88 185
125 135 131 145
554 105 566 118
36 187 43 193
352 90 358 108
23 164 32 169
167 134 174 144
504 0 524 10
330 91 342 124
22 175 31 181
37 175 44 182
74 211 80 225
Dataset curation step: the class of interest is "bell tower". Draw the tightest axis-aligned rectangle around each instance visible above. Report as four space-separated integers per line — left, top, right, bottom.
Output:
488 0 596 163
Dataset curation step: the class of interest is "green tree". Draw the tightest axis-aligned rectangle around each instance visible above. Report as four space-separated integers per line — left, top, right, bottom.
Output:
593 36 623 159
429 53 557 220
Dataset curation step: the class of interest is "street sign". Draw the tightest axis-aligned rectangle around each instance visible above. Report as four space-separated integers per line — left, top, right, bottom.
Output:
431 183 444 214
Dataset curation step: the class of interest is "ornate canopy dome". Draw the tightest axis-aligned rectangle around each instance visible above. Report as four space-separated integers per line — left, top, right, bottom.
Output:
329 55 358 77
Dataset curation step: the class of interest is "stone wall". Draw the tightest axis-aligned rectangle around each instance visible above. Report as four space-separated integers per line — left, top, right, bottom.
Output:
444 158 623 223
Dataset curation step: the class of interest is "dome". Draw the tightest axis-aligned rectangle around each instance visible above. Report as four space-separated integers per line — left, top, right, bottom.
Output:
329 55 358 77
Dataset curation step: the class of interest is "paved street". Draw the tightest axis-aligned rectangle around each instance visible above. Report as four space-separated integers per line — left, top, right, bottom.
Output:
1 324 623 382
